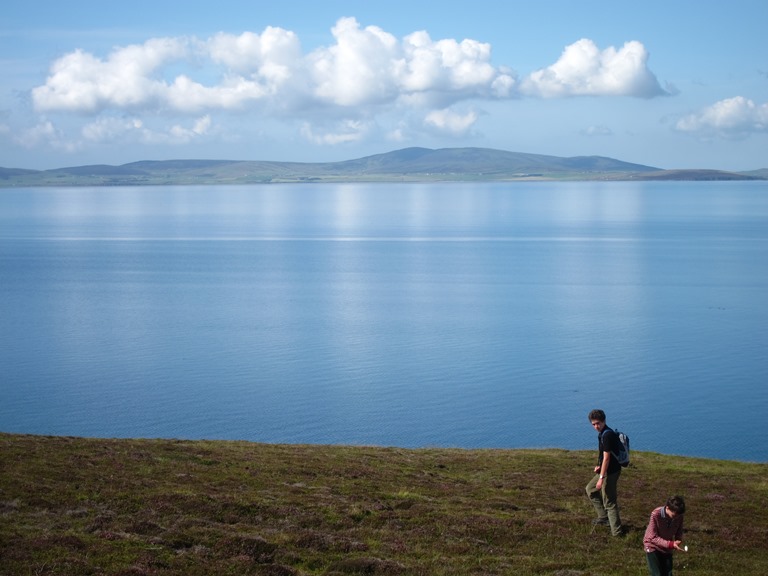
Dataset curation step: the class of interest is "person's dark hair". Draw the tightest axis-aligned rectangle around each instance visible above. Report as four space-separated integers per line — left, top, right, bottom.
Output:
667 495 686 515
588 409 606 422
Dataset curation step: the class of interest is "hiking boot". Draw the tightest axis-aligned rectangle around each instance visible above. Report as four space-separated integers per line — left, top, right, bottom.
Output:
592 517 609 526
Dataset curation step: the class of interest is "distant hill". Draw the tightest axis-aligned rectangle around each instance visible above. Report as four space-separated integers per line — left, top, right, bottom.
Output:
1 147 764 186
629 168 765 181
328 147 660 175
740 168 768 179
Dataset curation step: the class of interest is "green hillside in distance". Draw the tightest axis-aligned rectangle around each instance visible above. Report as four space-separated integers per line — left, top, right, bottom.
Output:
1 147 764 186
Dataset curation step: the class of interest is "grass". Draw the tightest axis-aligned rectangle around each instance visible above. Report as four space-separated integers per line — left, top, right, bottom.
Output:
1 433 766 575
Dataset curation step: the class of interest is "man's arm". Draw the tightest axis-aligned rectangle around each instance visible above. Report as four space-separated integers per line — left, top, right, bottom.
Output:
596 451 610 489
675 517 684 541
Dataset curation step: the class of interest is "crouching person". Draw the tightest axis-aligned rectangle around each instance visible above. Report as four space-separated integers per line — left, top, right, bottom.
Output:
643 495 686 576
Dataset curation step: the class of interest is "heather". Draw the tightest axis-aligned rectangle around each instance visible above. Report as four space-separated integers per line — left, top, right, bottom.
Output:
1 433 766 575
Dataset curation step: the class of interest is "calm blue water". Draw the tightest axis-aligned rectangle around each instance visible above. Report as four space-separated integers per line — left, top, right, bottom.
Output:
1 182 767 462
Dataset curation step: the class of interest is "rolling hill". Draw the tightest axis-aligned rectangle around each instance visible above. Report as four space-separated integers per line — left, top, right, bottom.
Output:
0 147 763 186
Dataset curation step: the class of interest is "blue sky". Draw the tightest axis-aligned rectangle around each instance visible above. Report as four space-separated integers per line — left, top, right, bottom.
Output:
2 0 766 171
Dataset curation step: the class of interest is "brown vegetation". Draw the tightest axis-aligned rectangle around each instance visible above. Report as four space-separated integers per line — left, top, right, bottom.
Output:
1 433 766 575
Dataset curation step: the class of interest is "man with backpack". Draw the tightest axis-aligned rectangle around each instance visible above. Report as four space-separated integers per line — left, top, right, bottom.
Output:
586 409 625 537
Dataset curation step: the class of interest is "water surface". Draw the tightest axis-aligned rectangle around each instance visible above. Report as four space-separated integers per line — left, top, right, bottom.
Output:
1 181 766 461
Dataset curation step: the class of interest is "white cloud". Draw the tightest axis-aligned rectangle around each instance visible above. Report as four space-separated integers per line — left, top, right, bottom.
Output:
300 119 371 145
22 115 215 151
142 115 213 145
24 18 669 153
675 96 768 138
15 120 71 150
386 124 409 142
32 38 189 113
424 108 479 136
206 27 301 76
31 18 517 117
81 116 144 143
396 30 508 95
581 124 614 137
520 39 667 98
307 18 400 107
164 75 269 113
165 115 213 144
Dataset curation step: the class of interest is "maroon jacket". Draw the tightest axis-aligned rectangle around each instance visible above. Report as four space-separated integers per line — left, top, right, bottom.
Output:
643 506 684 554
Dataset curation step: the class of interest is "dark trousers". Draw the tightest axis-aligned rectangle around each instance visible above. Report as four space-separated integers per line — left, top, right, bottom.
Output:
646 551 674 576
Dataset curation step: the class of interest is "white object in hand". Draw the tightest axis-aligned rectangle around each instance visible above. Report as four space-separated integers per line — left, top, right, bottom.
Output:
684 545 689 552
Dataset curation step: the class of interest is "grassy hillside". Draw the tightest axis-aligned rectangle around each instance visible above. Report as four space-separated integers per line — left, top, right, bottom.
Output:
1 433 766 575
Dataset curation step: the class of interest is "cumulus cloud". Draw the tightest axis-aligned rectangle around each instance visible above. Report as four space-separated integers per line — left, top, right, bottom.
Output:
206 27 302 76
15 120 73 150
32 38 190 113
307 18 401 107
424 108 479 136
675 96 768 138
520 39 667 98
81 116 145 143
24 18 668 151
300 119 371 145
147 115 213 144
14 114 214 152
32 18 517 118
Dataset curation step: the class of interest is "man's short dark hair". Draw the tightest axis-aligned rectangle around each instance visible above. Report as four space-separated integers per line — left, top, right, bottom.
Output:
667 495 686 515
588 409 606 422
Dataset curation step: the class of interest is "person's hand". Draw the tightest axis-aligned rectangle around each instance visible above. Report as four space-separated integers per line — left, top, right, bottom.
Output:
596 478 603 490
672 540 684 551
594 466 600 473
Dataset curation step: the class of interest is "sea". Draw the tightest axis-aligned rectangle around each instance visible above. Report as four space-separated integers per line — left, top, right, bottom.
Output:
1 181 767 462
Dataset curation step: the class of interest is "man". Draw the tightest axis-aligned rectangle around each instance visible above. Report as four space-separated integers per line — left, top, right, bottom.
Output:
643 495 686 576
585 409 624 536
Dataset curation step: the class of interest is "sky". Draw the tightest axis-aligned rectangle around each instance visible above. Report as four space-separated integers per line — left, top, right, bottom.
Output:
2 0 767 171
